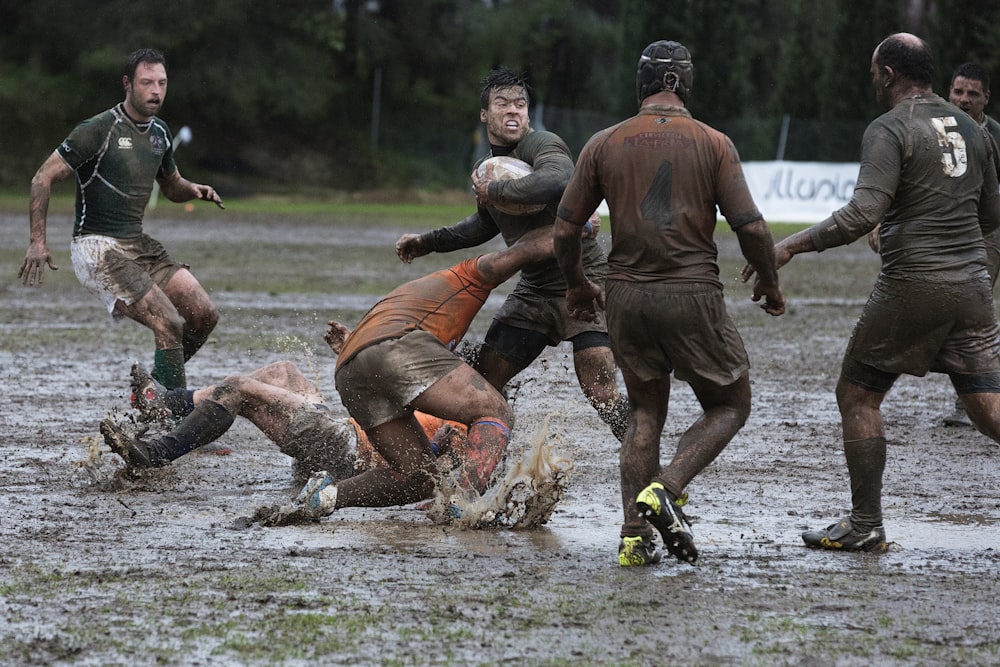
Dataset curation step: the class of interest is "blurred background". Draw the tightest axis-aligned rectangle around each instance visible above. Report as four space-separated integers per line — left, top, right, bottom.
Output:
2 0 998 197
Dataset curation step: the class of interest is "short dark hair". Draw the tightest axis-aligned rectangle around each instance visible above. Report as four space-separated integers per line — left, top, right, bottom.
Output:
124 48 167 81
479 67 529 109
951 61 990 92
875 34 934 87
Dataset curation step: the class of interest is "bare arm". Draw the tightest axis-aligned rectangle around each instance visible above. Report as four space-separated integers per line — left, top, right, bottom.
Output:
157 170 225 209
734 219 785 316
554 216 604 322
475 226 553 284
19 152 73 286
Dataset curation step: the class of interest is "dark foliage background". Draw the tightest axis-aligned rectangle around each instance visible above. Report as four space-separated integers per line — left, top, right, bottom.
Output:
2 0 999 194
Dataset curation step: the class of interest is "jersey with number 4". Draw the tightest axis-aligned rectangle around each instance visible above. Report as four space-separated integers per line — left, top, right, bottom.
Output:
859 95 999 280
56 104 178 239
559 105 761 286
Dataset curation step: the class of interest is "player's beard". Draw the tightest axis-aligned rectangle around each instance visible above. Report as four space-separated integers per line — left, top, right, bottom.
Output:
127 88 162 119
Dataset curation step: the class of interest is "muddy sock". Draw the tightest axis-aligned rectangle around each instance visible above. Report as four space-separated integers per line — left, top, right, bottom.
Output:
154 399 236 462
844 436 886 531
461 417 511 494
597 394 630 441
163 389 196 418
152 347 187 390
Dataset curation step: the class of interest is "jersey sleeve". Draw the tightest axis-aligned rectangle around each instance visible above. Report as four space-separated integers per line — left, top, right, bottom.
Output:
157 121 178 180
493 131 573 208
811 121 899 250
56 114 109 171
714 134 764 230
556 133 606 226
422 211 501 252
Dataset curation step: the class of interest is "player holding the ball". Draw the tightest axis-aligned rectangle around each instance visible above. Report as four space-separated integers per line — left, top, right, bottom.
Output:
395 67 629 443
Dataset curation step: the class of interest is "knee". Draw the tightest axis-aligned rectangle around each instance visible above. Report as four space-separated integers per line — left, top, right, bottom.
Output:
210 378 243 401
735 403 751 428
490 401 513 425
152 310 187 339
471 394 512 427
190 301 219 332
716 399 750 429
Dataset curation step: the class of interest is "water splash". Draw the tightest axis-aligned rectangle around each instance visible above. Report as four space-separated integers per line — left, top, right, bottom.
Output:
429 415 574 529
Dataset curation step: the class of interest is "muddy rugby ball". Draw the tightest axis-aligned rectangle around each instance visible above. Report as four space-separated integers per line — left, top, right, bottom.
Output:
476 156 547 216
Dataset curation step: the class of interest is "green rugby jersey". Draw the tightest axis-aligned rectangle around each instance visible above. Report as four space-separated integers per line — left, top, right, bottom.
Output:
57 104 178 239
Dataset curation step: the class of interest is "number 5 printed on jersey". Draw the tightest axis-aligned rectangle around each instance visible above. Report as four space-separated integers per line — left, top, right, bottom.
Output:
932 116 968 177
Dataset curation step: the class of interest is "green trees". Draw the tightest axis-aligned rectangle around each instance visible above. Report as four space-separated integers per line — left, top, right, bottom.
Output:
2 1 999 192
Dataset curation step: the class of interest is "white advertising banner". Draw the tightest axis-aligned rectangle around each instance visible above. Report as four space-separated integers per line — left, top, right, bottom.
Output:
739 161 860 223
596 160 860 224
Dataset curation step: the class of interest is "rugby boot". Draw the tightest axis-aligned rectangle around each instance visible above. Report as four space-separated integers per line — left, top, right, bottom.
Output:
636 482 698 564
802 516 887 552
129 363 172 423
618 535 663 567
100 417 170 468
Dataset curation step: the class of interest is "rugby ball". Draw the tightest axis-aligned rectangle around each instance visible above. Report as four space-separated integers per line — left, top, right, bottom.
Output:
476 156 547 216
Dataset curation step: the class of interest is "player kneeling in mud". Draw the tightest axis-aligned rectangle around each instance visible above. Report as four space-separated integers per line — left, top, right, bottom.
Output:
270 227 556 526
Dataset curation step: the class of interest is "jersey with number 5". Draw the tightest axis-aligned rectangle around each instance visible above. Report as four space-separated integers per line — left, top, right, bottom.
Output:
860 95 1000 279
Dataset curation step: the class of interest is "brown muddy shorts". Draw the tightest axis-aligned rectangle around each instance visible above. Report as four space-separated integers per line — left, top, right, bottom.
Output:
335 329 463 430
493 281 609 343
280 404 357 480
605 279 749 386
842 275 1000 390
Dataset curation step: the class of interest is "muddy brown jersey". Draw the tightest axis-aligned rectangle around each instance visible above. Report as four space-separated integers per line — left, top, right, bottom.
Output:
861 96 999 281
558 105 761 286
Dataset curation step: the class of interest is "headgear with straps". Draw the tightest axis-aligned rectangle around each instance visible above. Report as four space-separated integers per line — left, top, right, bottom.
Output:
636 40 693 105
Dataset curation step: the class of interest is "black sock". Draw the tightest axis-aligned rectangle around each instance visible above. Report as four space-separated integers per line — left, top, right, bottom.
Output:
163 389 196 418
844 436 886 531
153 400 236 462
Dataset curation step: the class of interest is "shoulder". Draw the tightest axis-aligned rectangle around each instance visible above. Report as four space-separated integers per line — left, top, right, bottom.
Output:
516 130 571 159
984 115 1000 144
72 108 117 133
580 116 639 153
150 117 172 137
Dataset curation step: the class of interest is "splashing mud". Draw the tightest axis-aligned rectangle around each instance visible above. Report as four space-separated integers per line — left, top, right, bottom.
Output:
428 415 574 528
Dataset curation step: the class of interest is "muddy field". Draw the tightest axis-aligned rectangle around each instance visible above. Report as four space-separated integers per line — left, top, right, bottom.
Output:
1 204 998 666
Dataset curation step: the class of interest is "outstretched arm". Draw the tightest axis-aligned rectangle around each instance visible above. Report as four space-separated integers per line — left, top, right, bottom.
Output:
396 211 500 263
20 151 73 286
158 170 225 209
734 219 785 316
475 226 553 284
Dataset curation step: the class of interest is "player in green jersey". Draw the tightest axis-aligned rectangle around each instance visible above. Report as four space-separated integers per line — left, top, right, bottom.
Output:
19 48 224 390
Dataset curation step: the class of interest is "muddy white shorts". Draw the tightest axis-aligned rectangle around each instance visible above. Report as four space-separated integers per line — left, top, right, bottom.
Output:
71 233 182 317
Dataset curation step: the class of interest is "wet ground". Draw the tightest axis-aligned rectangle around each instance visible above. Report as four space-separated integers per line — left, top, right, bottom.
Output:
1 207 998 666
